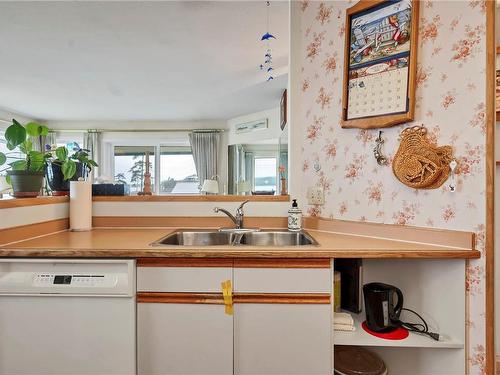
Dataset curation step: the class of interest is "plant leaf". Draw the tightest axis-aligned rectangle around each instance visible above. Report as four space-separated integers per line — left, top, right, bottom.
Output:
5 120 26 148
27 151 45 171
55 146 68 162
62 159 76 180
0 153 6 166
25 122 49 137
39 126 49 136
19 140 33 154
5 174 11 185
10 160 27 170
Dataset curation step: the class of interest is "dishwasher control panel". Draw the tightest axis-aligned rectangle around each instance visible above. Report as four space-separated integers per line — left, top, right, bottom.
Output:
0 260 135 296
33 274 117 288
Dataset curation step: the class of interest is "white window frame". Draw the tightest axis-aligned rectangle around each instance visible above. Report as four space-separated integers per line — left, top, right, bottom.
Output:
241 145 279 192
252 153 279 193
159 145 199 194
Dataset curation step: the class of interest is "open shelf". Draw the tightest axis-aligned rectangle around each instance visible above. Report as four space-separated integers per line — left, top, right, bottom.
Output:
333 312 463 349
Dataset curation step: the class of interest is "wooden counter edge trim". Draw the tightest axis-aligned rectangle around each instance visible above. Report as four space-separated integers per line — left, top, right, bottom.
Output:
137 258 234 268
0 249 481 259
137 258 331 268
93 195 290 202
0 218 69 246
233 293 331 304
137 292 330 305
485 3 495 374
93 216 288 228
303 217 474 250
233 258 331 268
137 292 225 304
0 196 69 209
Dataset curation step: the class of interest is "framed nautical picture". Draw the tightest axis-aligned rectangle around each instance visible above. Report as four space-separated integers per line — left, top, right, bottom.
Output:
340 0 419 129
280 89 287 130
496 69 500 121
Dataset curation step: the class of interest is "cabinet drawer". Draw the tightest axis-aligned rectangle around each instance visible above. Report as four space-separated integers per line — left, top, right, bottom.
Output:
137 266 232 292
234 260 331 293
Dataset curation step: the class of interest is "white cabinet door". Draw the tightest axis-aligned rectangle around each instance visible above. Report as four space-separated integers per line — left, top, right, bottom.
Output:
234 303 332 375
138 302 233 375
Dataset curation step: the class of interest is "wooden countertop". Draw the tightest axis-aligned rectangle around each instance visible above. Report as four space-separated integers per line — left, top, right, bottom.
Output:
0 228 480 259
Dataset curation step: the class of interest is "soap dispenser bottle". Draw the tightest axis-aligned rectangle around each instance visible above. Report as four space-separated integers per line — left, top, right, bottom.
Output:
288 199 302 232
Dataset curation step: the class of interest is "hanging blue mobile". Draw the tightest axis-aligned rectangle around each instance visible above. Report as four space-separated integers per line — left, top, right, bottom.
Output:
261 32 276 41
260 1 276 81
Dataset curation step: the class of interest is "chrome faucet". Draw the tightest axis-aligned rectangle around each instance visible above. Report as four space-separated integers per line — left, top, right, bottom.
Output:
214 200 250 229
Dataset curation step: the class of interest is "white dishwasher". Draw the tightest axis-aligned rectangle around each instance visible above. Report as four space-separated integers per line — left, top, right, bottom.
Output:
0 259 136 375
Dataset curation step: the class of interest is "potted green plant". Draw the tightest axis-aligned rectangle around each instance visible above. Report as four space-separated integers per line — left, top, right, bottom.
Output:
46 143 98 196
0 119 51 197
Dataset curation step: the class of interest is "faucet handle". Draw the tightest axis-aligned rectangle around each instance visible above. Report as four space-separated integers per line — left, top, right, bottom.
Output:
237 200 250 211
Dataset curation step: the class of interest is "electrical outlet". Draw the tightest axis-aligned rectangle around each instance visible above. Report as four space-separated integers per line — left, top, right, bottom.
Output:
307 186 325 205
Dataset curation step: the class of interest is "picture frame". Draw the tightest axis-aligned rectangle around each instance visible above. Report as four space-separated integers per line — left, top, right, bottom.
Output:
280 89 287 130
340 0 419 129
496 69 500 121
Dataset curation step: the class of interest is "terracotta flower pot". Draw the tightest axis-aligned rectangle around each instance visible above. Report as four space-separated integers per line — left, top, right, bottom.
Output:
7 170 45 198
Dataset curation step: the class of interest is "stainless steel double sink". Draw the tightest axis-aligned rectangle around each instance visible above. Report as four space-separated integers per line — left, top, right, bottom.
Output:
151 229 318 247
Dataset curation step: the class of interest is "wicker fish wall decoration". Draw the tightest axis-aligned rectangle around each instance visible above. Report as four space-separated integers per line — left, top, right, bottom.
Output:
392 126 454 189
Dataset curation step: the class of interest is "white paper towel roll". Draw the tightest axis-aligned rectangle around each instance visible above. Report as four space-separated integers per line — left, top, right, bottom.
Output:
70 180 92 231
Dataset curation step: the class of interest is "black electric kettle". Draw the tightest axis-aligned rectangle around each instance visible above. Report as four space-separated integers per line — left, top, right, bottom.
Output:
363 282 404 333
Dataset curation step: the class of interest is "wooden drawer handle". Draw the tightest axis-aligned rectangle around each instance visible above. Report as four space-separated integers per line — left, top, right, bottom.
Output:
137 292 225 304
137 292 330 305
233 293 331 304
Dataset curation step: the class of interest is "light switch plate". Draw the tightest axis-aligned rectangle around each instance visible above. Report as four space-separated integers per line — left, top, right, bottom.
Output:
307 186 325 205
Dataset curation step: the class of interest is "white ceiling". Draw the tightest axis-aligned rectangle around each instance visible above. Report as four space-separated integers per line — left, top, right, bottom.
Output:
0 1 289 121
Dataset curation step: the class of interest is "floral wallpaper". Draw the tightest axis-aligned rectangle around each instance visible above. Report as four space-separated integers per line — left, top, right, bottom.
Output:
296 1 487 373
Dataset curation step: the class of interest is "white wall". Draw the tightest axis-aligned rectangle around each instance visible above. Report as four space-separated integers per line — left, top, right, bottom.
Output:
0 108 38 126
227 107 282 146
288 1 302 200
93 201 289 218
0 203 69 229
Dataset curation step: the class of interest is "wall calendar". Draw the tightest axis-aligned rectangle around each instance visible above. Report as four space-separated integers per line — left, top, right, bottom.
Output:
341 0 419 129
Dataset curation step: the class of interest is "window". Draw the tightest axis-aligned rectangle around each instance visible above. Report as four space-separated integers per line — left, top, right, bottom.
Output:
54 131 84 150
112 144 199 195
0 131 21 170
114 146 156 194
160 146 198 194
254 157 277 192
